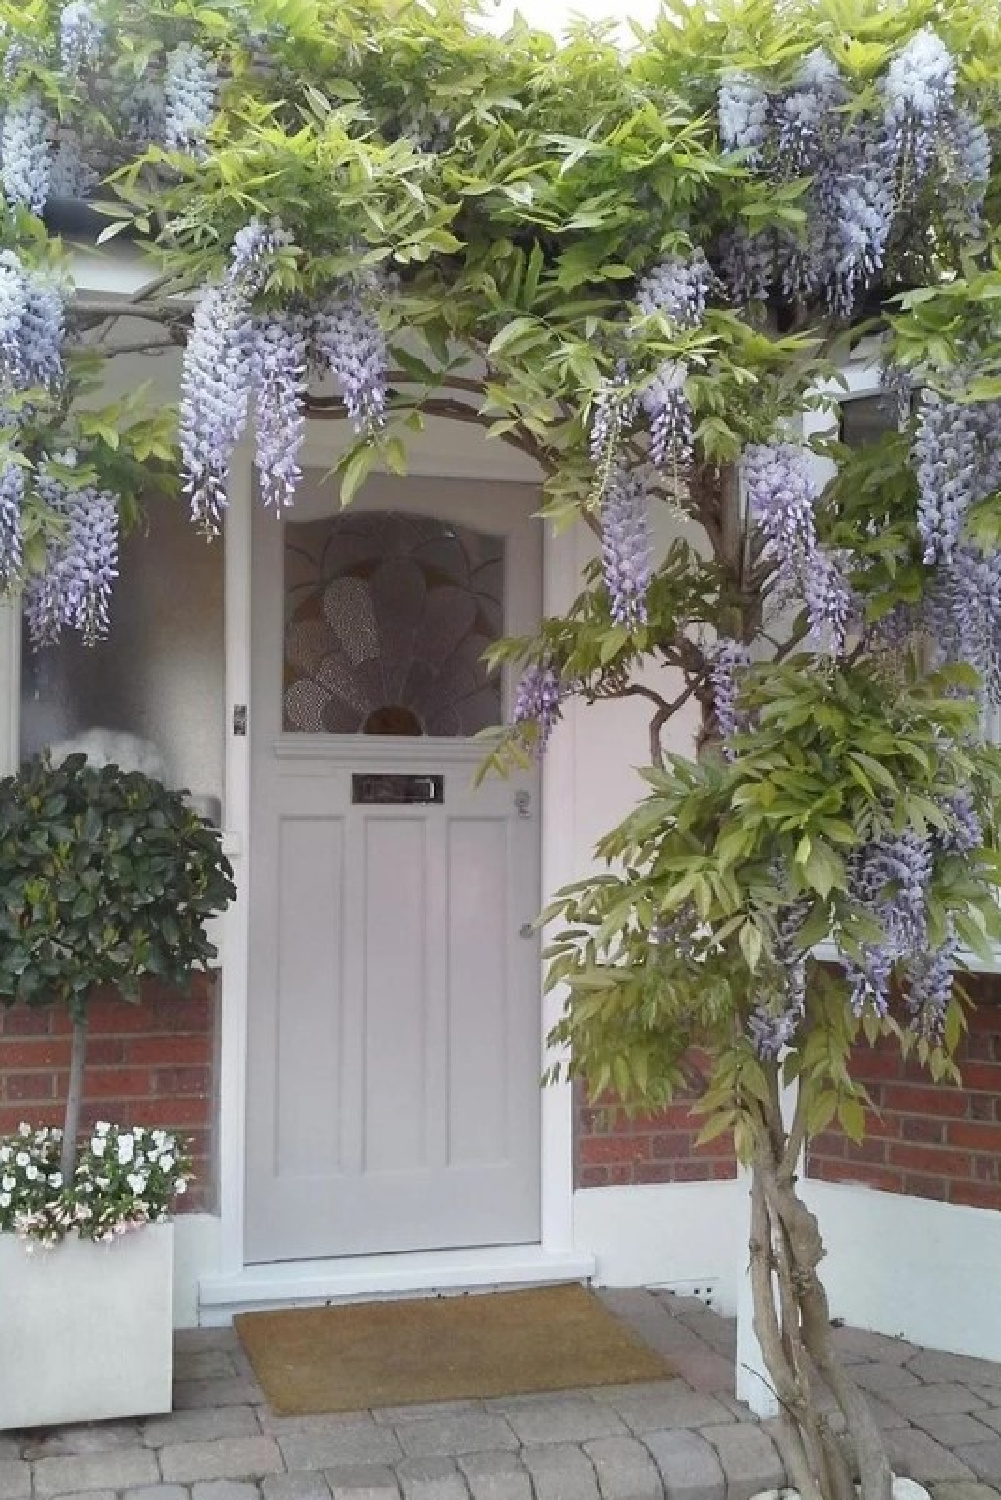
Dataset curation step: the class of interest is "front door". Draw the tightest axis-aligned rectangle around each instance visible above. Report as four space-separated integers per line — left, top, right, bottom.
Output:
245 472 543 1263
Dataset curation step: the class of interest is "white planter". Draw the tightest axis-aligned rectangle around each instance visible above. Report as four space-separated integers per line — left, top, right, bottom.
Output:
0 1221 174 1429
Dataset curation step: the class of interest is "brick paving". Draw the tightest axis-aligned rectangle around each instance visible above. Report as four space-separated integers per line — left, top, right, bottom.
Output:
4 1291 1001 1498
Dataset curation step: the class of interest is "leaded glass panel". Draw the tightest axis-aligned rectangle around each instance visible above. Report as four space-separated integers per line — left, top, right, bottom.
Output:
283 512 504 736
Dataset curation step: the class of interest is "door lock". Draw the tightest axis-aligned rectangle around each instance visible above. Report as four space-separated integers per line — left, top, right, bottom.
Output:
514 790 531 818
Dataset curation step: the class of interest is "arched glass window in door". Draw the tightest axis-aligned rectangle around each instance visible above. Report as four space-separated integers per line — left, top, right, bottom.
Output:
283 512 505 736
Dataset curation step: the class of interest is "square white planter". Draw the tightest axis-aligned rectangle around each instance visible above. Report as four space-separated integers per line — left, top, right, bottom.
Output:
0 1221 174 1429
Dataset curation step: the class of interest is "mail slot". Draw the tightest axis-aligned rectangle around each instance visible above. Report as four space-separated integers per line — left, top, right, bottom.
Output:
352 773 444 805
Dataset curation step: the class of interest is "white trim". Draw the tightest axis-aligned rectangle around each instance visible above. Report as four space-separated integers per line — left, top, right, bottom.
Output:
0 597 20 776
216 449 254 1280
199 1244 595 1324
273 736 490 767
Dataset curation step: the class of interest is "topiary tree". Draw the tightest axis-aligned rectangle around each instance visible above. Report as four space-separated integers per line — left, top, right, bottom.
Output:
3 0 1001 1493
0 756 235 1182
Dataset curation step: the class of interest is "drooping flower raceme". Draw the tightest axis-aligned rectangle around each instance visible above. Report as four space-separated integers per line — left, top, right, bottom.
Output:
59 0 104 75
883 27 957 177
841 831 934 1017
641 361 693 469
718 71 770 162
0 250 64 395
23 481 119 646
710 638 750 753
0 458 23 584
226 217 292 298
164 43 218 155
913 389 983 565
249 311 308 512
513 661 565 751
804 547 856 655
0 94 51 216
178 286 254 531
745 442 818 597
590 363 635 475
635 253 711 330
312 294 388 434
601 466 652 628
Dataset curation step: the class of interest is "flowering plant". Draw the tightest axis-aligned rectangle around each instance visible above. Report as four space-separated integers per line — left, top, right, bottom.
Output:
0 1122 191 1248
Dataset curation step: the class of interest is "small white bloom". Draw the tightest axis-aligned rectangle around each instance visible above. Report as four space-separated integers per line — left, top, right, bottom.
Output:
0 1146 11 1162
48 1172 62 1188
17 1122 31 1137
91 1137 107 1157
95 1121 110 1134
175 1179 187 1195
1 1176 14 1191
117 1135 135 1164
126 1172 147 1195
24 1165 38 1181
15 1152 29 1167
161 1154 175 1172
0 1193 10 1208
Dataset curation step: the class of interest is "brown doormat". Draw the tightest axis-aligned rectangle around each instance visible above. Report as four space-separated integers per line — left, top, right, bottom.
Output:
235 1283 671 1416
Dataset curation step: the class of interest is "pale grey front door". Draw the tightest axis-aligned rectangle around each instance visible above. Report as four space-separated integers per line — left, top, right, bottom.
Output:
245 473 543 1263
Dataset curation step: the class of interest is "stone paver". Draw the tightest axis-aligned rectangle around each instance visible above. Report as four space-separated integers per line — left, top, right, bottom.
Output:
34 1449 160 1497
521 1444 600 1500
123 1488 191 1500
888 1385 990 1421
0 1462 30 1500
501 1398 626 1446
643 1430 725 1500
458 1451 533 1500
396 1457 468 1500
263 1476 334 1500
159 1436 284 1484
915 1414 1001 1448
911 1354 1001 1389
606 1388 734 1435
51 1493 117 1500
701 1424 785 1500
0 1444 20 1464
953 1441 1001 1486
279 1428 402 1471
191 1485 262 1500
886 1428 977 1482
929 1485 1001 1500
144 1407 262 1447
854 1363 925 1394
394 1416 518 1459
584 1435 664 1500
174 1379 264 1411
325 1465 400 1500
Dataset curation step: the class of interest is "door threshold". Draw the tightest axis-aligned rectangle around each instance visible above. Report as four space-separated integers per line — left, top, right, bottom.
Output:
199 1244 596 1325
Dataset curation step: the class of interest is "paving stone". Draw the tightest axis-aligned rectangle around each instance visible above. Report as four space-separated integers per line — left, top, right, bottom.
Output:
175 1329 240 1354
175 1351 240 1382
279 1428 402 1471
372 1405 482 1427
144 1408 262 1447
160 1436 284 1484
910 1354 1001 1390
259 1413 379 1439
501 1398 626 1446
952 1442 1001 1486
396 1457 469 1500
641 1430 724 1500
123 1488 191 1500
24 1421 144 1458
0 1443 19 1463
853 1363 925 1395
886 1428 976 1482
458 1451 532 1500
583 1435 664 1500
966 1409 1001 1437
929 1485 1001 1500
34 1449 161 1496
830 1328 921 1366
605 1388 734 1435
700 1423 785 1500
0 1462 30 1500
191 1485 261 1500
324 1466 399 1500
262 1478 332 1500
915 1414 1001 1448
45 1493 116 1500
174 1379 264 1411
889 1386 990 1421
520 1444 600 1500
394 1416 517 1459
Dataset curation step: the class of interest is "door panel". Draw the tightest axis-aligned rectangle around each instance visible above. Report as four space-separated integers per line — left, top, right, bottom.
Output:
245 473 543 1264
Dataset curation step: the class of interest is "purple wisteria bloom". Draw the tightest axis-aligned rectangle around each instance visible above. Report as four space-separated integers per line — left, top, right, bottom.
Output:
0 458 23 584
249 312 308 512
710 638 750 753
0 94 51 216
59 0 104 75
513 661 564 751
164 44 217 155
744 442 818 595
600 466 652 628
635 253 711 329
178 286 254 532
312 295 388 434
0 250 64 393
641 361 693 468
24 483 119 646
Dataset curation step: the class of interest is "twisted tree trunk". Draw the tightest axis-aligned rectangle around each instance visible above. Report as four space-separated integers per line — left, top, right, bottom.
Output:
746 1080 892 1500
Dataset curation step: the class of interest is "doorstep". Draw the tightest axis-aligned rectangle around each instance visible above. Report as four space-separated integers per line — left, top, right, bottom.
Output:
198 1243 597 1324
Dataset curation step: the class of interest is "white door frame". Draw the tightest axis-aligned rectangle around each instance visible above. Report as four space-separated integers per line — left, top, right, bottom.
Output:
204 416 593 1314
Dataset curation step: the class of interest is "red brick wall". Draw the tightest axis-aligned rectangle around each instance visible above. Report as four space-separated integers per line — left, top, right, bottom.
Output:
808 979 1001 1210
576 1086 737 1188
0 972 219 1213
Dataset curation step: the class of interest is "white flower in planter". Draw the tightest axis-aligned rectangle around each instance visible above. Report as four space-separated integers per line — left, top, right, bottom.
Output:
117 1135 135 1165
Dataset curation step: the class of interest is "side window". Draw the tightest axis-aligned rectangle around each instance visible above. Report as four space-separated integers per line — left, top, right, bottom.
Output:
838 391 902 450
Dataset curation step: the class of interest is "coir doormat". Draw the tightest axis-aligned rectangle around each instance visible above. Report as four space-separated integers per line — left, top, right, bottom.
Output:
235 1283 671 1415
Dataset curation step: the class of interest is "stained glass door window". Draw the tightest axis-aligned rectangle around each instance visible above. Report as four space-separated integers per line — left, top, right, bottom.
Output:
282 512 505 736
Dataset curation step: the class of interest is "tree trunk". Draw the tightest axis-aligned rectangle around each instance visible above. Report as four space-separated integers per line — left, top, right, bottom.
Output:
60 1014 88 1184
747 1086 892 1500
